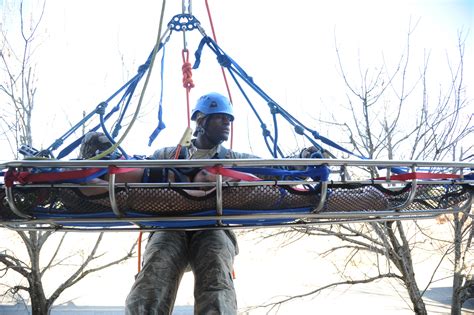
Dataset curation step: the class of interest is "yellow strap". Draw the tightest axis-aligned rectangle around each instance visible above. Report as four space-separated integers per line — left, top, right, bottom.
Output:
179 127 193 147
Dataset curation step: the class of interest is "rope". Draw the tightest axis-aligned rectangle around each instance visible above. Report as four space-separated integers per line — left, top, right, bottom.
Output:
173 47 196 160
182 49 195 126
137 232 143 273
148 47 167 146
204 0 234 149
130 0 168 275
90 0 167 160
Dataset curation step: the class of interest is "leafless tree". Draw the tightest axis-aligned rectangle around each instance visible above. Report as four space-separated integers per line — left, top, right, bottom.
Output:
0 231 137 314
0 1 43 157
0 2 138 314
253 23 472 315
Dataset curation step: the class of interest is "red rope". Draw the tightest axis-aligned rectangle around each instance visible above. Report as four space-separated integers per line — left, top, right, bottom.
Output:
204 0 234 149
182 49 195 127
204 166 261 181
137 232 143 272
174 144 183 160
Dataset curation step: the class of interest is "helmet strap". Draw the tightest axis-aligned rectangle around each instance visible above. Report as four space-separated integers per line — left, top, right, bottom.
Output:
195 115 224 148
195 126 205 136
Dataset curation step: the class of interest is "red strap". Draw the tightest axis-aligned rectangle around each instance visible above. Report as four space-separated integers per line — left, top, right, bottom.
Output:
107 165 140 175
5 167 140 186
204 166 261 181
376 172 460 181
5 168 105 186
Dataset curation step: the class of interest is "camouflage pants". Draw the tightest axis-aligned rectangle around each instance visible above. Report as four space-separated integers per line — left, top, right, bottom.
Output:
125 230 238 315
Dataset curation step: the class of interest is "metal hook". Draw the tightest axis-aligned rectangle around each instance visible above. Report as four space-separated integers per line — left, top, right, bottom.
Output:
215 173 223 226
392 165 418 211
108 172 124 218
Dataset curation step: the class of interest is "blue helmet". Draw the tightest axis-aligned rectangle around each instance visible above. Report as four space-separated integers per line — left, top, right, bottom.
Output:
191 92 234 121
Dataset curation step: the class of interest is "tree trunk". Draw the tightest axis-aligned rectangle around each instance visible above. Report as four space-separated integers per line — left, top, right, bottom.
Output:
29 278 49 315
386 222 427 315
403 266 427 315
28 231 53 315
450 212 464 315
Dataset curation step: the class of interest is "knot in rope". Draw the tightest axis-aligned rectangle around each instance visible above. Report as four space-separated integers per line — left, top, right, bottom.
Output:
311 130 321 139
138 64 148 74
268 102 279 115
112 124 122 138
138 59 151 74
95 102 107 115
261 124 271 137
51 139 64 150
217 54 231 68
294 125 305 135
182 61 195 90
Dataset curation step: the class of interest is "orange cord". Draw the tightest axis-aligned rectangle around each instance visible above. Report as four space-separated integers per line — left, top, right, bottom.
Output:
204 0 234 149
174 144 183 159
174 49 194 158
137 232 143 272
182 49 195 127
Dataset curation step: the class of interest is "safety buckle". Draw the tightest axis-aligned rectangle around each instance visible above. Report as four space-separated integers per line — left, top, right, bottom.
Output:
18 144 39 157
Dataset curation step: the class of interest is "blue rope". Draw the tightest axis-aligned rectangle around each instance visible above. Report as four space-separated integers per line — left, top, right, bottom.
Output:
111 75 143 138
226 68 284 157
57 103 123 159
148 46 167 146
270 102 280 158
192 36 408 174
48 72 145 155
52 45 163 159
99 112 129 159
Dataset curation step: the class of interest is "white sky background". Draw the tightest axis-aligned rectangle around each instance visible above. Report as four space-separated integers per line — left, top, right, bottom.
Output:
1 0 472 160
0 0 473 311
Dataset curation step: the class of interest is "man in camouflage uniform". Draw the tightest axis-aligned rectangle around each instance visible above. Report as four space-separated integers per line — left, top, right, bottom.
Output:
124 92 257 315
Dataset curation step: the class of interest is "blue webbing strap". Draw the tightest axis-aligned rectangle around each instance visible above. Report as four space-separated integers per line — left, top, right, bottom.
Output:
62 168 109 184
226 69 284 157
57 102 124 159
50 73 144 156
30 207 313 228
111 44 160 139
148 46 167 146
111 75 144 138
54 45 163 159
193 36 407 173
99 113 129 159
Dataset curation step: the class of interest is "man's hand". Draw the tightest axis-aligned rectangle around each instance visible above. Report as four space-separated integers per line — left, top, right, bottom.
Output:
300 146 333 159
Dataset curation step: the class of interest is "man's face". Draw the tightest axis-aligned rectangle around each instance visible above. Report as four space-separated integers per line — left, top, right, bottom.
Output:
202 113 232 144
